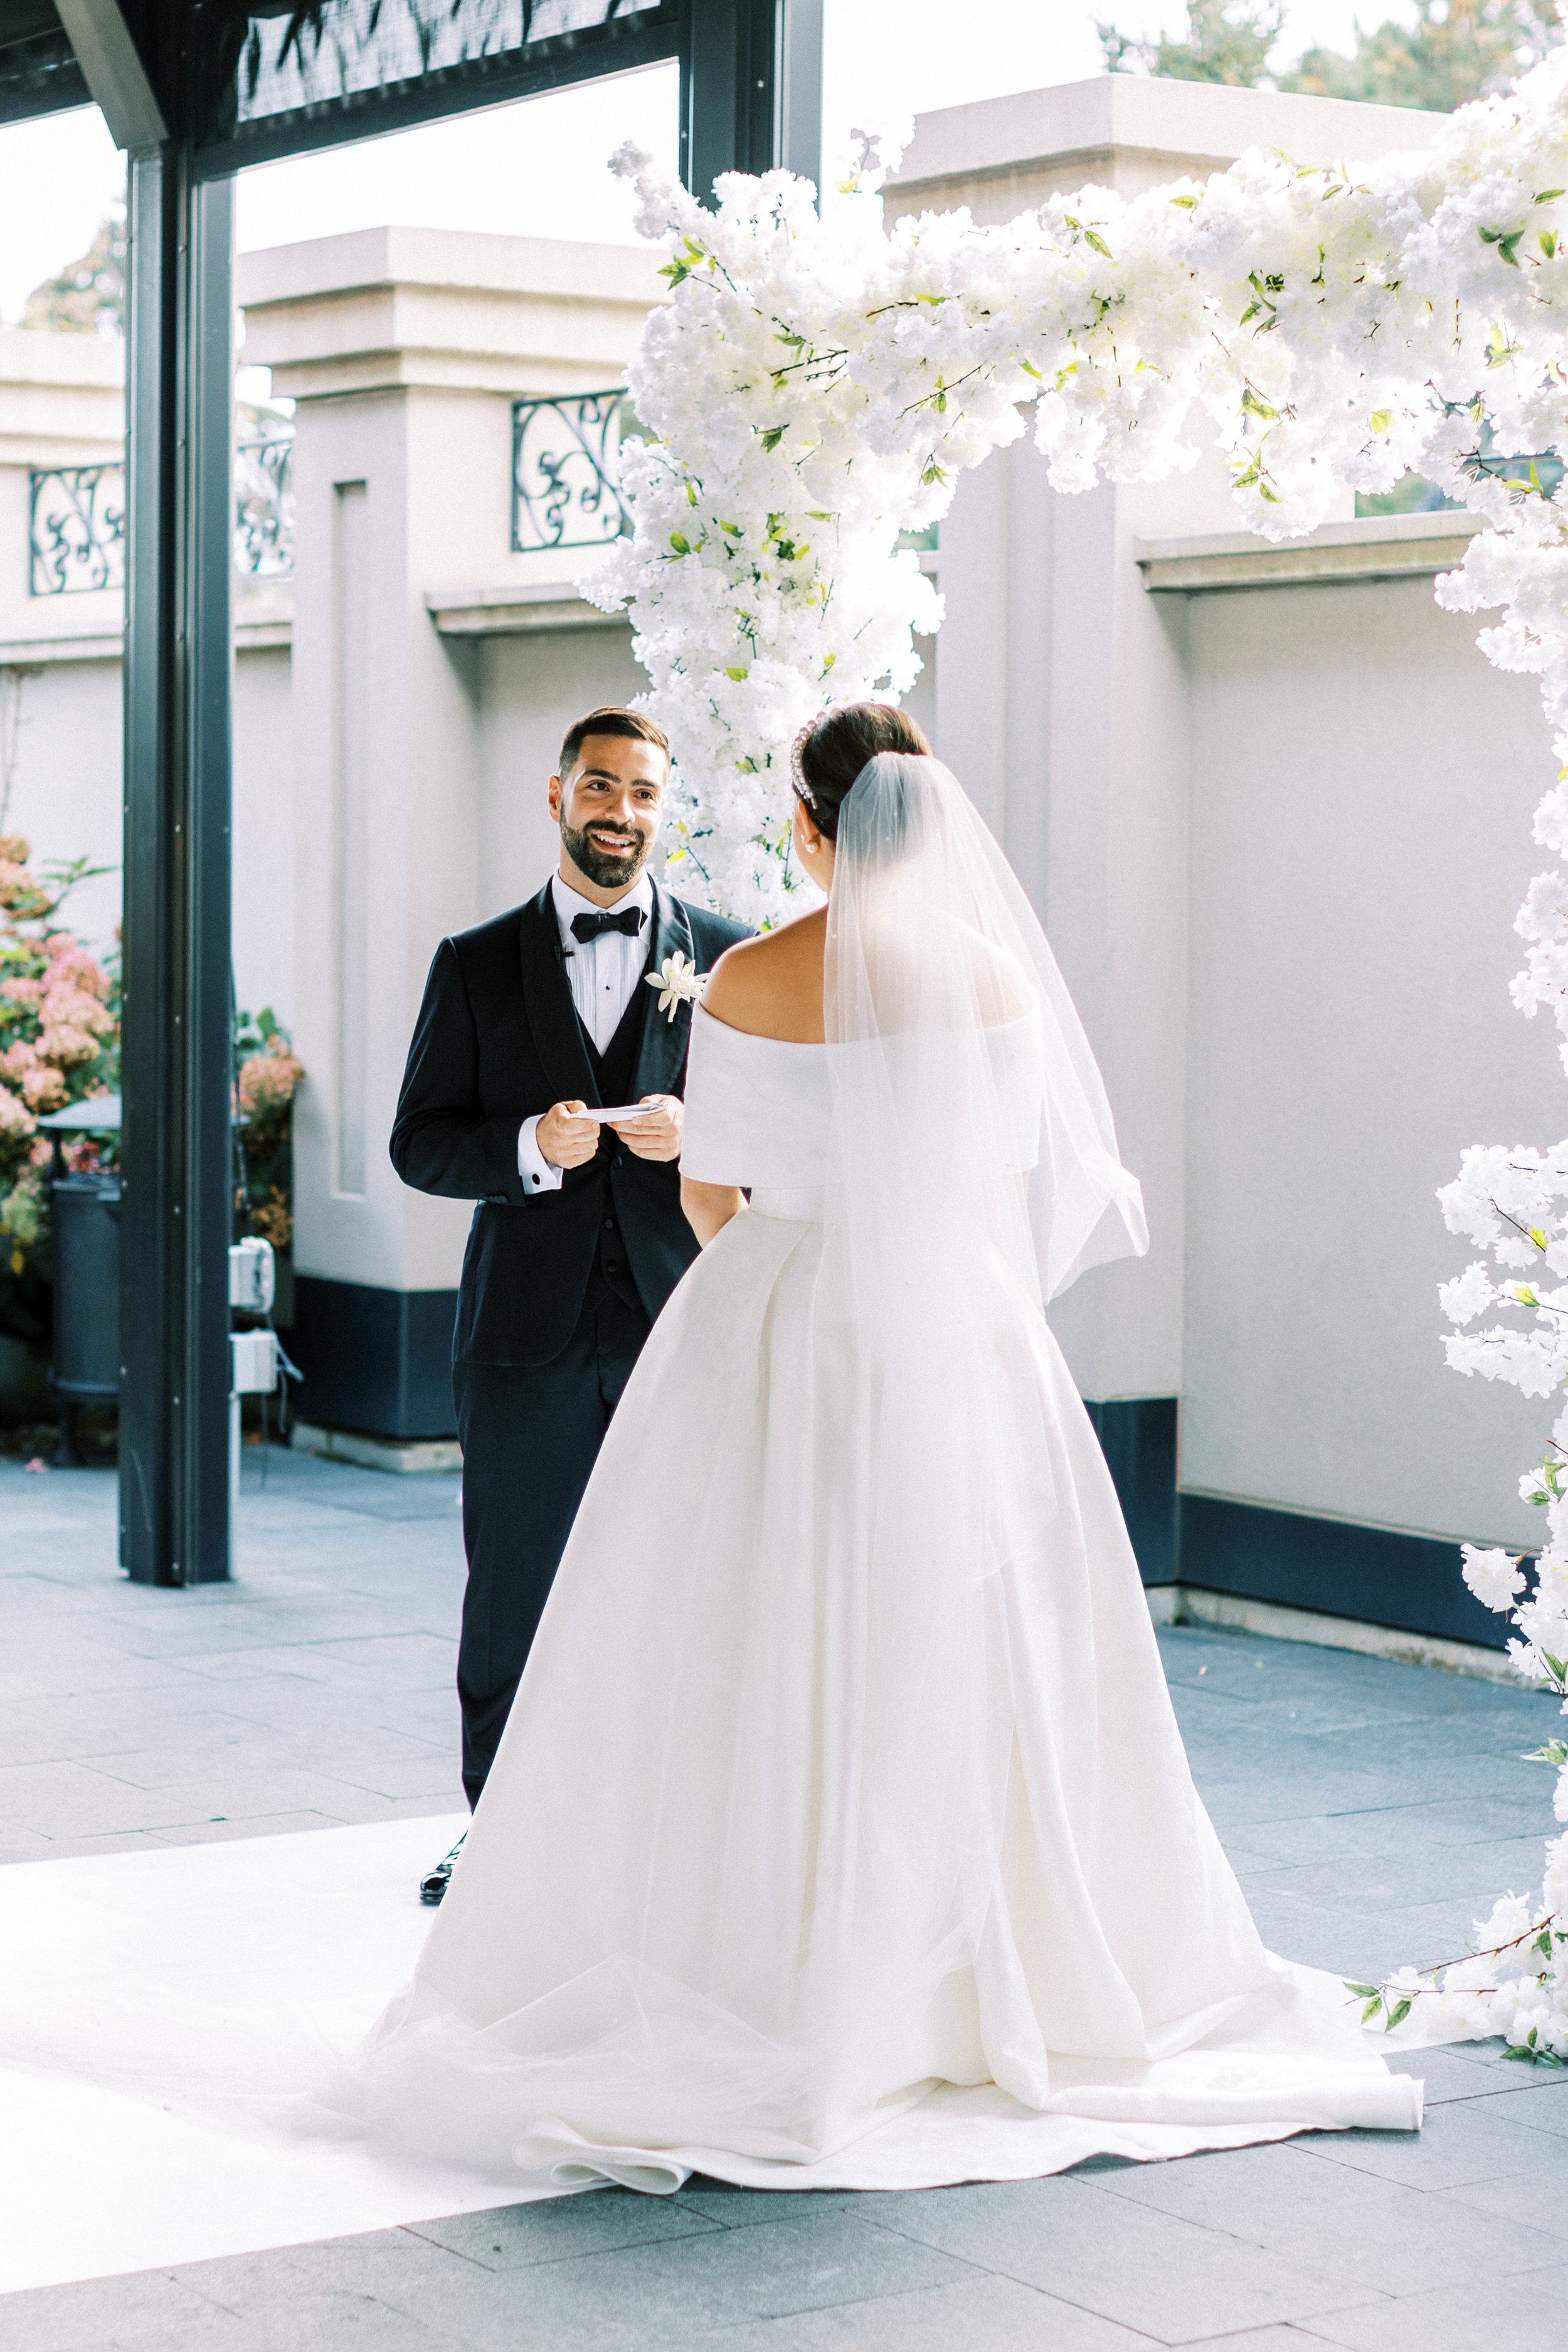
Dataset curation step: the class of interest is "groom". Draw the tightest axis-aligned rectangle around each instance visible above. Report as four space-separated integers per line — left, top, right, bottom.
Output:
391 707 748 1895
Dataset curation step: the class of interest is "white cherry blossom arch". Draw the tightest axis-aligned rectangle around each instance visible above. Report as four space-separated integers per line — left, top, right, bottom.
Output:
587 58 1568 2055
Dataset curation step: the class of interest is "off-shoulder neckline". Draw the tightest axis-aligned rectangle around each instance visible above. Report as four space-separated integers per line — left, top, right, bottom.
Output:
696 1004 1040 1047
694 1003 827 1051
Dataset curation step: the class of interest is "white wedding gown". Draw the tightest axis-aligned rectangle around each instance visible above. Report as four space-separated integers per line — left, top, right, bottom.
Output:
353 756 1421 2192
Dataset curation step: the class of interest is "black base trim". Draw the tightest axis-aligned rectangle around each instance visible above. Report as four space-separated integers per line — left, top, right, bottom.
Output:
291 1277 457 1440
1083 1397 1178 1586
1177 1490 1508 1652
1084 1396 1508 1651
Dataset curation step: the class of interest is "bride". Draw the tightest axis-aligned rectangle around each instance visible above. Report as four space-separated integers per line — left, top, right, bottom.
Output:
354 702 1422 2190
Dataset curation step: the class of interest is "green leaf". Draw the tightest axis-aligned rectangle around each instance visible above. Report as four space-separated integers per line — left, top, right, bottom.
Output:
1515 1285 1539 1307
1241 386 1279 421
1386 1998 1412 2030
1169 193 1199 209
668 532 691 556
719 519 743 536
1083 228 1113 259
1370 408 1392 434
920 462 948 487
760 425 787 453
1544 1651 1568 1685
1537 189 1566 203
1504 2043 1540 2063
1525 1739 1568 1764
1361 1997 1384 2025
724 665 748 682
1345 1983 1380 1998
1542 231 1558 260
1530 1227 1550 1248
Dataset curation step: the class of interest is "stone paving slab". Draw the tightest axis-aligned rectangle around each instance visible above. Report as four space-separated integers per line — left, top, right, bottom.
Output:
3 1451 1567 2349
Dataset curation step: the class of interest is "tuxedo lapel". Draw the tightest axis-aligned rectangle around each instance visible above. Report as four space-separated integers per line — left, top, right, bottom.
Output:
631 880 696 1103
519 884 598 1108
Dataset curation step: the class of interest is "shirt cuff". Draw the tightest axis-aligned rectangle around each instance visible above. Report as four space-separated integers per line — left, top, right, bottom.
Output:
517 1115 563 1195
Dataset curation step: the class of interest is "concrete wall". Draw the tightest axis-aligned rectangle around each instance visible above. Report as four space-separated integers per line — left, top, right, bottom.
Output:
1180 575 1552 1551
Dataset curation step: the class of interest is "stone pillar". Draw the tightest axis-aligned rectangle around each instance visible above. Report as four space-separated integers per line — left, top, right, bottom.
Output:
237 228 660 1438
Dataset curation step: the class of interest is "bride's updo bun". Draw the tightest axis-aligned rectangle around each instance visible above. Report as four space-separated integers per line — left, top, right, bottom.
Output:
796 704 931 840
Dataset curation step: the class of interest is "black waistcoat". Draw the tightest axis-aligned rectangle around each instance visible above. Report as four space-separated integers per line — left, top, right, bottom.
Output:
580 967 651 1315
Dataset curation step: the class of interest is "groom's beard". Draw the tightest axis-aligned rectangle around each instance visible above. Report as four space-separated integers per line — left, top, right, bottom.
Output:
560 817 654 892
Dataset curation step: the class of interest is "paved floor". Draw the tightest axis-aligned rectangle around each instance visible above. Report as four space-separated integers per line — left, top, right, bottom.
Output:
3 1453 1568 2349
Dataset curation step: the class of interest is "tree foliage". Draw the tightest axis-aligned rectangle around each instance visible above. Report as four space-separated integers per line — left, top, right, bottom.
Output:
1099 0 1563 111
21 212 125 336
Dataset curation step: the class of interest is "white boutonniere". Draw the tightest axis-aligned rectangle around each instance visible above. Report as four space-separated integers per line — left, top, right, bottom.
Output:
645 950 706 1024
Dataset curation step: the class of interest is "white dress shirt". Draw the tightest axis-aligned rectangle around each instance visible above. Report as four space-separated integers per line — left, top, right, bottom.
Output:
517 871 655 1195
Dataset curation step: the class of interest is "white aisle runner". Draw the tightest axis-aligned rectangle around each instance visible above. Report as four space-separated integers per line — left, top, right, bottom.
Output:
0 1816 568 2297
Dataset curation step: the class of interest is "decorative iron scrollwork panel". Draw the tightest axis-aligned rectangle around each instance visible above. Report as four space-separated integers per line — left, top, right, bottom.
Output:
31 444 297 595
512 389 632 553
234 435 295 576
29 467 126 597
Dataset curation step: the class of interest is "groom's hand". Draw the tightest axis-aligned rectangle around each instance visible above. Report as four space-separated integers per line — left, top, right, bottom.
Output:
609 1095 682 1162
536 1100 601 1171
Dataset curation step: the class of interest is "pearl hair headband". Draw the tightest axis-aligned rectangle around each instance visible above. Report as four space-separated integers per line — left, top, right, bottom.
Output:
789 711 829 803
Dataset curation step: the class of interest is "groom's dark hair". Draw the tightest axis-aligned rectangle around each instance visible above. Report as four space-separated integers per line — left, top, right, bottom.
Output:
558 706 670 778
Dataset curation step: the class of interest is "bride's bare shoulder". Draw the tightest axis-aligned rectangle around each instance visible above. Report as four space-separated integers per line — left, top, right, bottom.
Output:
701 908 827 1044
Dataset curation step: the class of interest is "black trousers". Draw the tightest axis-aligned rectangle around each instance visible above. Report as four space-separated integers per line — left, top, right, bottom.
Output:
453 1276 650 1808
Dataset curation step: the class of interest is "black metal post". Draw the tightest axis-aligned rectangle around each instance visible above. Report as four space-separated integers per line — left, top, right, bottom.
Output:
119 150 235 1585
683 0 781 199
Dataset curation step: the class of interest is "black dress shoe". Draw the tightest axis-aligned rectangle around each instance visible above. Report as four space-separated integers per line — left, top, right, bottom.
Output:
419 1832 466 1905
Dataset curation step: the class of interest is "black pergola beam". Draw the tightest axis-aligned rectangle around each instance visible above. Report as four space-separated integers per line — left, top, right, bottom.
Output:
189 13 684 179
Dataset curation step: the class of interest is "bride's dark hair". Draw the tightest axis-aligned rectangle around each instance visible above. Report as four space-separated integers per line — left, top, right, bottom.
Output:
796 704 931 841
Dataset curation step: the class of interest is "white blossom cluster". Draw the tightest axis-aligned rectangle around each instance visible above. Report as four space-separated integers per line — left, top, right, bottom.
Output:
1423 1140 1568 2057
1369 1868 1568 2058
585 51 1568 924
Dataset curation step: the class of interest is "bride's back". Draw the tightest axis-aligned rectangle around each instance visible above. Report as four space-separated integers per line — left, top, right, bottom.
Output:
701 906 829 1045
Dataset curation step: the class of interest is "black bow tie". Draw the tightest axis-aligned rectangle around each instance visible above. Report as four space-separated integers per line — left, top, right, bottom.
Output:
571 905 647 945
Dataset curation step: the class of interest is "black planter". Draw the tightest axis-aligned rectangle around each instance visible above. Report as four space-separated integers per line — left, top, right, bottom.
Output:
50 1173 121 1466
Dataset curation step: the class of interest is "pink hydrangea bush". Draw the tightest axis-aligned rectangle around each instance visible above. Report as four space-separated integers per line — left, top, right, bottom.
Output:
0 839 118 1313
233 1009 303 1256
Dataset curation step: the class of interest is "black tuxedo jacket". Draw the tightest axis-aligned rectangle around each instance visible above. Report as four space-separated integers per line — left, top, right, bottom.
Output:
390 879 750 1367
